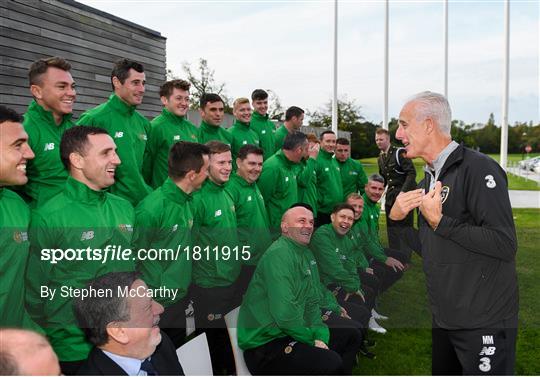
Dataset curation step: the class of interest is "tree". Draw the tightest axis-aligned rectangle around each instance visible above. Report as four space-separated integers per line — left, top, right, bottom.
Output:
266 89 285 121
181 58 232 113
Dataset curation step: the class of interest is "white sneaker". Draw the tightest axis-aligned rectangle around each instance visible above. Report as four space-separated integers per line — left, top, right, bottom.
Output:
369 317 387 334
371 308 389 321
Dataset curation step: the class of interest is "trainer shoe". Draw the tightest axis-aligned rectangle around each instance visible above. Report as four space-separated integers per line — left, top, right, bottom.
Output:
364 338 377 348
368 317 387 334
371 308 389 321
358 345 376 360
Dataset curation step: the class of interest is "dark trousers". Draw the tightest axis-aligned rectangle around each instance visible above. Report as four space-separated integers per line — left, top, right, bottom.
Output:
322 312 364 374
331 284 377 312
234 264 256 299
371 247 406 292
359 270 382 296
160 297 189 349
431 315 518 375
191 283 239 375
385 205 415 260
244 336 344 375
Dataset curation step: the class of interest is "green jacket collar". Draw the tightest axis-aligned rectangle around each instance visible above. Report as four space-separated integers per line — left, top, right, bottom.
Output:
275 149 297 168
27 100 73 126
280 235 310 254
65 176 106 204
230 173 253 187
200 121 223 134
362 192 378 207
233 120 251 130
205 178 226 191
161 108 185 124
319 149 335 160
162 178 191 205
251 112 268 121
108 94 136 116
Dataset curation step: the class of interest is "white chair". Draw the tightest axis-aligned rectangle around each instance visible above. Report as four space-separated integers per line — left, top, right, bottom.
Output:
176 332 213 376
224 307 251 376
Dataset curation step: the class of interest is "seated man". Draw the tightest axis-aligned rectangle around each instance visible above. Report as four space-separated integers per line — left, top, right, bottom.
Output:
0 328 61 376
238 205 361 375
74 272 183 375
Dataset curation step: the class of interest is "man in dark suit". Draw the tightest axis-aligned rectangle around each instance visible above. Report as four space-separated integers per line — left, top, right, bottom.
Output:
74 271 184 375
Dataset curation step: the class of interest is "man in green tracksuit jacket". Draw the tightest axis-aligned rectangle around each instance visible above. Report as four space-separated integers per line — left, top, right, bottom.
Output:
133 141 209 348
257 132 307 232
143 80 199 188
22 57 76 207
315 131 343 226
225 145 272 294
239 205 357 375
0 106 37 329
250 89 276 159
25 127 135 374
191 141 240 375
77 58 152 206
198 93 232 145
335 137 368 196
228 98 259 161
274 106 304 151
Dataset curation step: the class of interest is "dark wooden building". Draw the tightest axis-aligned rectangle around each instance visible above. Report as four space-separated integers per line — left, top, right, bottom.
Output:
1 0 166 119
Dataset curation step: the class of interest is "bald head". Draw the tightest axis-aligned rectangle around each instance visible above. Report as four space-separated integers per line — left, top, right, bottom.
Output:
0 329 60 376
281 205 314 245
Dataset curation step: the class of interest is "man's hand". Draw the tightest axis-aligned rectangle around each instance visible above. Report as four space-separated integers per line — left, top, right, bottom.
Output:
340 306 351 319
314 340 329 349
419 181 443 230
355 290 365 302
365 267 374 275
308 143 320 159
389 189 424 220
385 256 404 272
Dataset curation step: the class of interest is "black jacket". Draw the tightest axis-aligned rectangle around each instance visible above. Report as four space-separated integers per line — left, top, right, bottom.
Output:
418 145 518 329
77 332 184 375
378 145 417 208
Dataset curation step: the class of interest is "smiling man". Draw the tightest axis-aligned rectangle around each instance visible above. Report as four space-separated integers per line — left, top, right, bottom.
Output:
74 272 183 375
390 91 518 375
144 79 199 188
0 106 37 330
22 56 76 207
25 126 136 374
228 97 259 161
77 59 152 206
250 89 276 159
225 145 272 293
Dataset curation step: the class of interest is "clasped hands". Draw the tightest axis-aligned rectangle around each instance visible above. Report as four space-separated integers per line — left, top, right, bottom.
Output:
389 181 443 230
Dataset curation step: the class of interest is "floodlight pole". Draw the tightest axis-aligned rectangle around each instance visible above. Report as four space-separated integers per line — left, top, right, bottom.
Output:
332 0 338 134
500 0 510 171
443 0 448 98
383 0 389 129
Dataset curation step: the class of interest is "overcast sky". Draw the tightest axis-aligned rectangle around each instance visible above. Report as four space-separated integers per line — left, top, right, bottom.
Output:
80 0 539 125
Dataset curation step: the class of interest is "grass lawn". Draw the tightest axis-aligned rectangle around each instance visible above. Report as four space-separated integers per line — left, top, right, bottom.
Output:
359 154 540 191
353 208 539 375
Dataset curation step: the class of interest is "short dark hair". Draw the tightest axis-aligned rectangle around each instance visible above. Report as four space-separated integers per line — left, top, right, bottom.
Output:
375 128 389 136
28 56 71 86
200 93 223 109
74 271 140 347
285 106 304 121
282 131 307 151
336 137 349 146
251 89 268 101
168 142 210 180
111 58 144 91
332 203 355 215
320 130 335 141
0 106 23 125
368 173 385 184
159 79 191 98
60 126 110 170
205 140 231 154
237 144 264 160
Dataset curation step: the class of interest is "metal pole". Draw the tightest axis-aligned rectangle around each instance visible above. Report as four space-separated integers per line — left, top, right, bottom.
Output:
500 0 510 171
443 0 448 98
383 0 389 129
332 0 338 133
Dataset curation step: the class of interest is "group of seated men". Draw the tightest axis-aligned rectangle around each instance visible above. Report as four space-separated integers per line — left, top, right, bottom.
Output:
0 55 413 375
